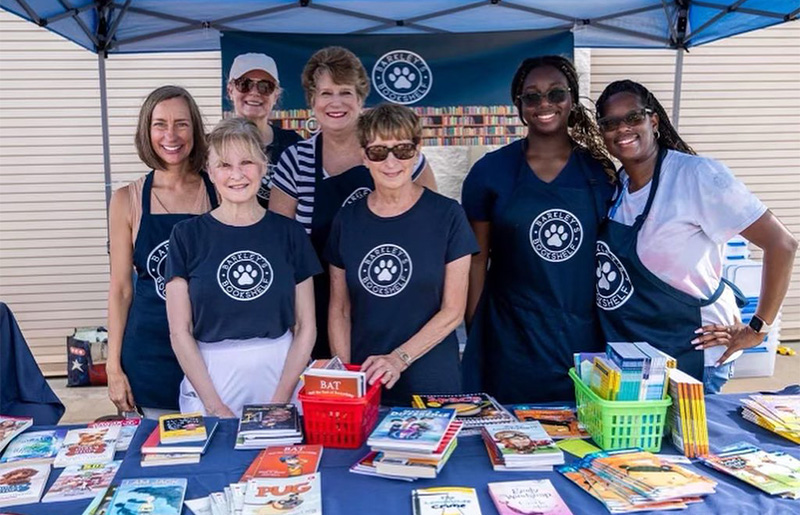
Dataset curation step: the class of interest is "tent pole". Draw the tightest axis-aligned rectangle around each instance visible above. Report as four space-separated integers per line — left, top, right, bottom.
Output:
98 52 112 225
672 47 684 131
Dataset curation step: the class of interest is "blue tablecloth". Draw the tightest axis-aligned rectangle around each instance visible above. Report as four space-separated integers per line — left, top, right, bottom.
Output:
9 386 800 515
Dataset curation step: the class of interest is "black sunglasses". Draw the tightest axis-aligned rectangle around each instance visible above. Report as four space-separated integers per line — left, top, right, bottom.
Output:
233 77 277 96
597 108 653 132
517 87 571 107
364 143 417 162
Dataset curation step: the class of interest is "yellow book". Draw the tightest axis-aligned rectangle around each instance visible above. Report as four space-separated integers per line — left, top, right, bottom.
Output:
697 383 709 456
158 412 207 444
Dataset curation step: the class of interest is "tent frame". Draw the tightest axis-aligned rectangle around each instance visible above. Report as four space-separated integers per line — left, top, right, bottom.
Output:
6 0 799 212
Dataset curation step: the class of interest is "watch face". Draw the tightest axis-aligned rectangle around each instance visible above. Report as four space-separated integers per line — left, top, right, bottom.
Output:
749 316 764 332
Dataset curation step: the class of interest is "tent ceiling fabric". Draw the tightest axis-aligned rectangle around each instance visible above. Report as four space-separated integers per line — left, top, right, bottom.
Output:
1 0 797 54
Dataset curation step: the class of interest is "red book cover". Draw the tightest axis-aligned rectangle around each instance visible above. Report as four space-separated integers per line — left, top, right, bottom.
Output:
240 445 323 481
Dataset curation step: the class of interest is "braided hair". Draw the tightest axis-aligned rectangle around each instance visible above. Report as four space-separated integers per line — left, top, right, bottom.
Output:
510 55 616 182
596 80 695 155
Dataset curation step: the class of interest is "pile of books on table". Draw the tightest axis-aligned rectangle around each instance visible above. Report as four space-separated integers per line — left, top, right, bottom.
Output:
480 421 564 471
411 392 515 436
559 449 717 512
700 443 800 499
140 412 218 466
351 407 461 480
667 369 709 457
740 394 800 444
235 404 303 449
411 479 574 515
184 444 323 515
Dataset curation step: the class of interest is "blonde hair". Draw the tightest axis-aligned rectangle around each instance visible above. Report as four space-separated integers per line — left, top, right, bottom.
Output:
206 117 267 169
302 46 370 106
357 104 422 148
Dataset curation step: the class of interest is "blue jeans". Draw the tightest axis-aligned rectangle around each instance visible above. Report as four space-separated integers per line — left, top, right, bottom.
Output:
703 362 735 394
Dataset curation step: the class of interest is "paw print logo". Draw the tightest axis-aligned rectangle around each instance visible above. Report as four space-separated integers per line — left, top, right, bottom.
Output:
359 244 413 297
232 264 258 286
544 223 569 249
529 209 583 262
596 262 617 291
217 251 273 301
388 67 415 90
374 259 398 282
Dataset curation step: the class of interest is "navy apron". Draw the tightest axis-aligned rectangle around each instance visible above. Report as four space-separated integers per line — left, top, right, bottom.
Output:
595 148 723 381
463 146 607 404
121 171 218 410
309 134 374 359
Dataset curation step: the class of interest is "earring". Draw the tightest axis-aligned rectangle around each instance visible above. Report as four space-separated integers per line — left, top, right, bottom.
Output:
305 115 320 134
654 129 661 140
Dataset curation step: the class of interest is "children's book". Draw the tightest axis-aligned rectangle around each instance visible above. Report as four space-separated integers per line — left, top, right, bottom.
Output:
81 485 117 515
411 487 482 515
42 460 121 502
141 419 218 454
0 428 67 464
411 393 515 432
483 421 563 463
510 406 590 439
158 412 207 444
140 452 201 467
374 437 458 479
700 443 800 498
480 430 553 472
488 479 573 515
367 408 456 452
107 478 188 515
302 363 365 398
348 451 414 482
380 420 462 460
242 473 321 515
238 404 301 437
0 463 50 507
53 426 121 468
0 416 32 455
88 418 141 452
240 445 323 480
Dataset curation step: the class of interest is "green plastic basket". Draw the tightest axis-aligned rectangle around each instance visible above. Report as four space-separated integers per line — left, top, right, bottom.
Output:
569 368 672 452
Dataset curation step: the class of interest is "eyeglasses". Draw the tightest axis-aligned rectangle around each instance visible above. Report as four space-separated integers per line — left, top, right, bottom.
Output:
516 87 571 107
364 143 417 162
597 108 653 132
233 77 276 96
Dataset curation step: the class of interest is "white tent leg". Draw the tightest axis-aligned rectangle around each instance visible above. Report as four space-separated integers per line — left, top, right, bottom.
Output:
98 52 112 234
672 47 684 130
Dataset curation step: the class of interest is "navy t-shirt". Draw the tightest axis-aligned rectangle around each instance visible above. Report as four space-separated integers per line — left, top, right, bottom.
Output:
325 189 479 405
166 211 321 343
257 124 302 207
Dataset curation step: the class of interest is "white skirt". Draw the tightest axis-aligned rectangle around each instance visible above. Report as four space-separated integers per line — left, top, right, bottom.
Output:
179 330 299 418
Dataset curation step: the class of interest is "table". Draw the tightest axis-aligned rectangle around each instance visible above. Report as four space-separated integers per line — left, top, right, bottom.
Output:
9 387 800 515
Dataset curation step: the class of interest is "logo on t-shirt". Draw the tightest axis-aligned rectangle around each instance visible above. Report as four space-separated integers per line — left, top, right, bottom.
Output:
529 209 583 262
358 244 413 298
372 50 432 105
146 239 170 301
595 240 634 310
342 187 371 207
217 250 273 301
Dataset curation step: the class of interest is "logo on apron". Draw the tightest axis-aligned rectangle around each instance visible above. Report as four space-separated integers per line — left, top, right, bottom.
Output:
372 50 433 105
529 209 583 262
358 244 413 298
217 250 274 301
595 240 634 310
146 239 170 301
342 187 372 207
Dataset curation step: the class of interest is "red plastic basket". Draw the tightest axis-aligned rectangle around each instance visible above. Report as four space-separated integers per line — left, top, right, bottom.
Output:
298 365 382 449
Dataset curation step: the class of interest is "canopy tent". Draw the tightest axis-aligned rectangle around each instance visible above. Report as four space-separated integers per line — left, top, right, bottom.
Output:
2 0 798 210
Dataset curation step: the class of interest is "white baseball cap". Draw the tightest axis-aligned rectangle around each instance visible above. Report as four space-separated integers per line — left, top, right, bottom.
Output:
229 53 280 84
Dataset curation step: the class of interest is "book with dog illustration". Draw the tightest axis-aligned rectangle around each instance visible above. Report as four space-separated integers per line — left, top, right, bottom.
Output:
0 463 50 507
53 426 121 468
240 445 323 480
0 416 33 455
242 473 321 515
42 461 121 502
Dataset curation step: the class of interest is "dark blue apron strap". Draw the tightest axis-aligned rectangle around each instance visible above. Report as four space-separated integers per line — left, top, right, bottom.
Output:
721 277 749 309
631 147 667 231
142 170 155 215
573 150 606 225
200 171 219 209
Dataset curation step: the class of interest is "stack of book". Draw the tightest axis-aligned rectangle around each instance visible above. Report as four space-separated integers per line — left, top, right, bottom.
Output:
354 408 461 480
0 428 66 465
411 487 482 515
53 426 121 468
302 356 366 399
700 443 800 499
140 413 218 467
740 394 800 444
587 342 675 401
184 445 323 514
488 479 573 515
0 415 32 454
481 421 564 471
235 404 303 449
411 393 515 435
559 449 717 512
510 406 590 439
42 461 121 503
667 368 708 457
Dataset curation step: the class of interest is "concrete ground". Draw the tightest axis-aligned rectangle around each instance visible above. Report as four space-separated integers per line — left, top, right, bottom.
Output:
50 342 799 424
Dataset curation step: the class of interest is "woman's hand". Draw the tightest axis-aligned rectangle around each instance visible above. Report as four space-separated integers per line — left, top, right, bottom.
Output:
206 403 236 419
692 322 765 366
107 368 136 413
362 353 408 389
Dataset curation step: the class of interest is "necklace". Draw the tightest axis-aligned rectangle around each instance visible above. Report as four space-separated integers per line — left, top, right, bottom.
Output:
151 189 172 214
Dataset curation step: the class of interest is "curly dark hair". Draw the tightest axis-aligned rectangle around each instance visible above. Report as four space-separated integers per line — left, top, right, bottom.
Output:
596 80 695 155
511 55 615 182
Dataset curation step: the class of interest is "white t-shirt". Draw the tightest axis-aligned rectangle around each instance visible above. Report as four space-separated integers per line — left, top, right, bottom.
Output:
611 150 766 366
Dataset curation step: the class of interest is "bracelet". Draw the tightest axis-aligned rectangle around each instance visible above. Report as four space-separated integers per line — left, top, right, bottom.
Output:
393 348 413 368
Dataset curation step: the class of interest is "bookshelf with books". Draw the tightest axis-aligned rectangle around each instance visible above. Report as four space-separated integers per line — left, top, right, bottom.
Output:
272 105 525 146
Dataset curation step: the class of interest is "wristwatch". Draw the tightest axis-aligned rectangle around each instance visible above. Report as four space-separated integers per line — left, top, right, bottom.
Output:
748 315 772 334
393 348 413 368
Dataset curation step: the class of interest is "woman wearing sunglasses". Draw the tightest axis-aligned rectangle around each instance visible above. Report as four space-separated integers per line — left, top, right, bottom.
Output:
227 53 301 207
270 47 438 360
594 80 796 393
326 104 477 406
461 56 615 404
